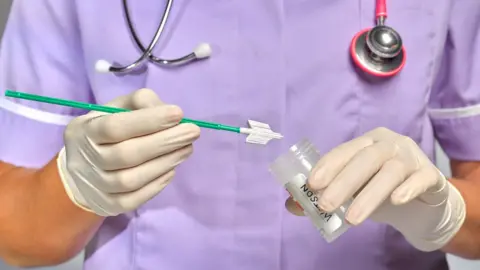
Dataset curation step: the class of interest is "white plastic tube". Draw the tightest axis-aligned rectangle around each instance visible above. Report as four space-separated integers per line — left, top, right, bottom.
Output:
269 139 350 242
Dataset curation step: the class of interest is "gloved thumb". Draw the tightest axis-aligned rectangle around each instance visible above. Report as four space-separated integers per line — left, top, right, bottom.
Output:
85 88 164 118
106 88 164 109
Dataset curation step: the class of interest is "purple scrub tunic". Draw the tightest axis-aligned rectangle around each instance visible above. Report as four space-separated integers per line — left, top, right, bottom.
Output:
1 0 480 269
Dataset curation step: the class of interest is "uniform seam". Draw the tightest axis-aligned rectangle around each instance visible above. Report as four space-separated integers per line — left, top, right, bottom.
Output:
354 0 365 139
131 212 140 270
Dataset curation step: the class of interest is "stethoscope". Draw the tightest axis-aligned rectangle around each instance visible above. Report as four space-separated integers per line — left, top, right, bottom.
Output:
350 0 406 77
96 0 405 78
95 0 212 73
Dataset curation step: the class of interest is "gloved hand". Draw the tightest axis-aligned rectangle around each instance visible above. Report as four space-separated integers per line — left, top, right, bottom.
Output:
287 127 466 252
57 89 200 216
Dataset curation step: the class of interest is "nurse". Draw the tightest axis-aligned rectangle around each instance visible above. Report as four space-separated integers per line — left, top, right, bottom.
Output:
0 0 479 269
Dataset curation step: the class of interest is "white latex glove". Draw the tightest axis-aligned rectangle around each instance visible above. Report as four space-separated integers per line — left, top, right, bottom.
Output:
57 89 200 216
299 127 465 252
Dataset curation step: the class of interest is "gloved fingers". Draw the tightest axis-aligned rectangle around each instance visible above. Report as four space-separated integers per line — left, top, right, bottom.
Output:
112 170 176 213
317 141 397 212
363 127 400 142
285 196 306 216
85 104 183 144
391 167 446 206
309 136 374 190
345 158 410 225
94 123 200 171
93 145 193 193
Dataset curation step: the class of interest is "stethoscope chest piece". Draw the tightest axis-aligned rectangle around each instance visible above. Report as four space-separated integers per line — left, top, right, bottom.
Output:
350 0 406 78
350 26 405 78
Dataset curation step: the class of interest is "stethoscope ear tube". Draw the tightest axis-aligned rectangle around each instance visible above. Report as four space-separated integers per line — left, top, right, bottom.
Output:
95 0 212 74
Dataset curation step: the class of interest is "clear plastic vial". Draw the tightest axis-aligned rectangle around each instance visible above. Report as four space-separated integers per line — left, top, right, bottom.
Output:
269 139 350 243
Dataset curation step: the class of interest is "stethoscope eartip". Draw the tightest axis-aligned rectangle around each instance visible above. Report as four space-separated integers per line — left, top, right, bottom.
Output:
95 60 112 73
193 43 212 59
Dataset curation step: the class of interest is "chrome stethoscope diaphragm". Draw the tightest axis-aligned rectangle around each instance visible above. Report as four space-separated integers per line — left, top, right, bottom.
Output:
350 0 406 77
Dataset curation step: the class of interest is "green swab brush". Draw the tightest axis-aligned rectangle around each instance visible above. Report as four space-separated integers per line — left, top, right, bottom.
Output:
4 90 282 145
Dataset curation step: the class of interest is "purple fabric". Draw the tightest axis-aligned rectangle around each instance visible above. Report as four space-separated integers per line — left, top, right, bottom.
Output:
0 111 66 168
1 0 480 269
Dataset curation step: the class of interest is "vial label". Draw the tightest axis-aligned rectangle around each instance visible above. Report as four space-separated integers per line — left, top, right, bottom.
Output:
297 183 334 222
285 174 344 235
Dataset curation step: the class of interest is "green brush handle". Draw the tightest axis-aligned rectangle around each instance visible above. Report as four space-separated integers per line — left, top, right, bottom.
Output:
4 90 240 133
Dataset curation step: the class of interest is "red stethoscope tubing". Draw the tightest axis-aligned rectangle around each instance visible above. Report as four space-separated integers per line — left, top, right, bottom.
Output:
376 0 387 19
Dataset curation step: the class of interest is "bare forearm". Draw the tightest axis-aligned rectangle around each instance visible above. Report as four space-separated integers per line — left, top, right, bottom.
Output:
442 178 480 259
0 158 104 267
442 161 480 259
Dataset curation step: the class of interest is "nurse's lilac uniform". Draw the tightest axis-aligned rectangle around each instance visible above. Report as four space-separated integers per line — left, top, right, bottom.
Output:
1 0 480 269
